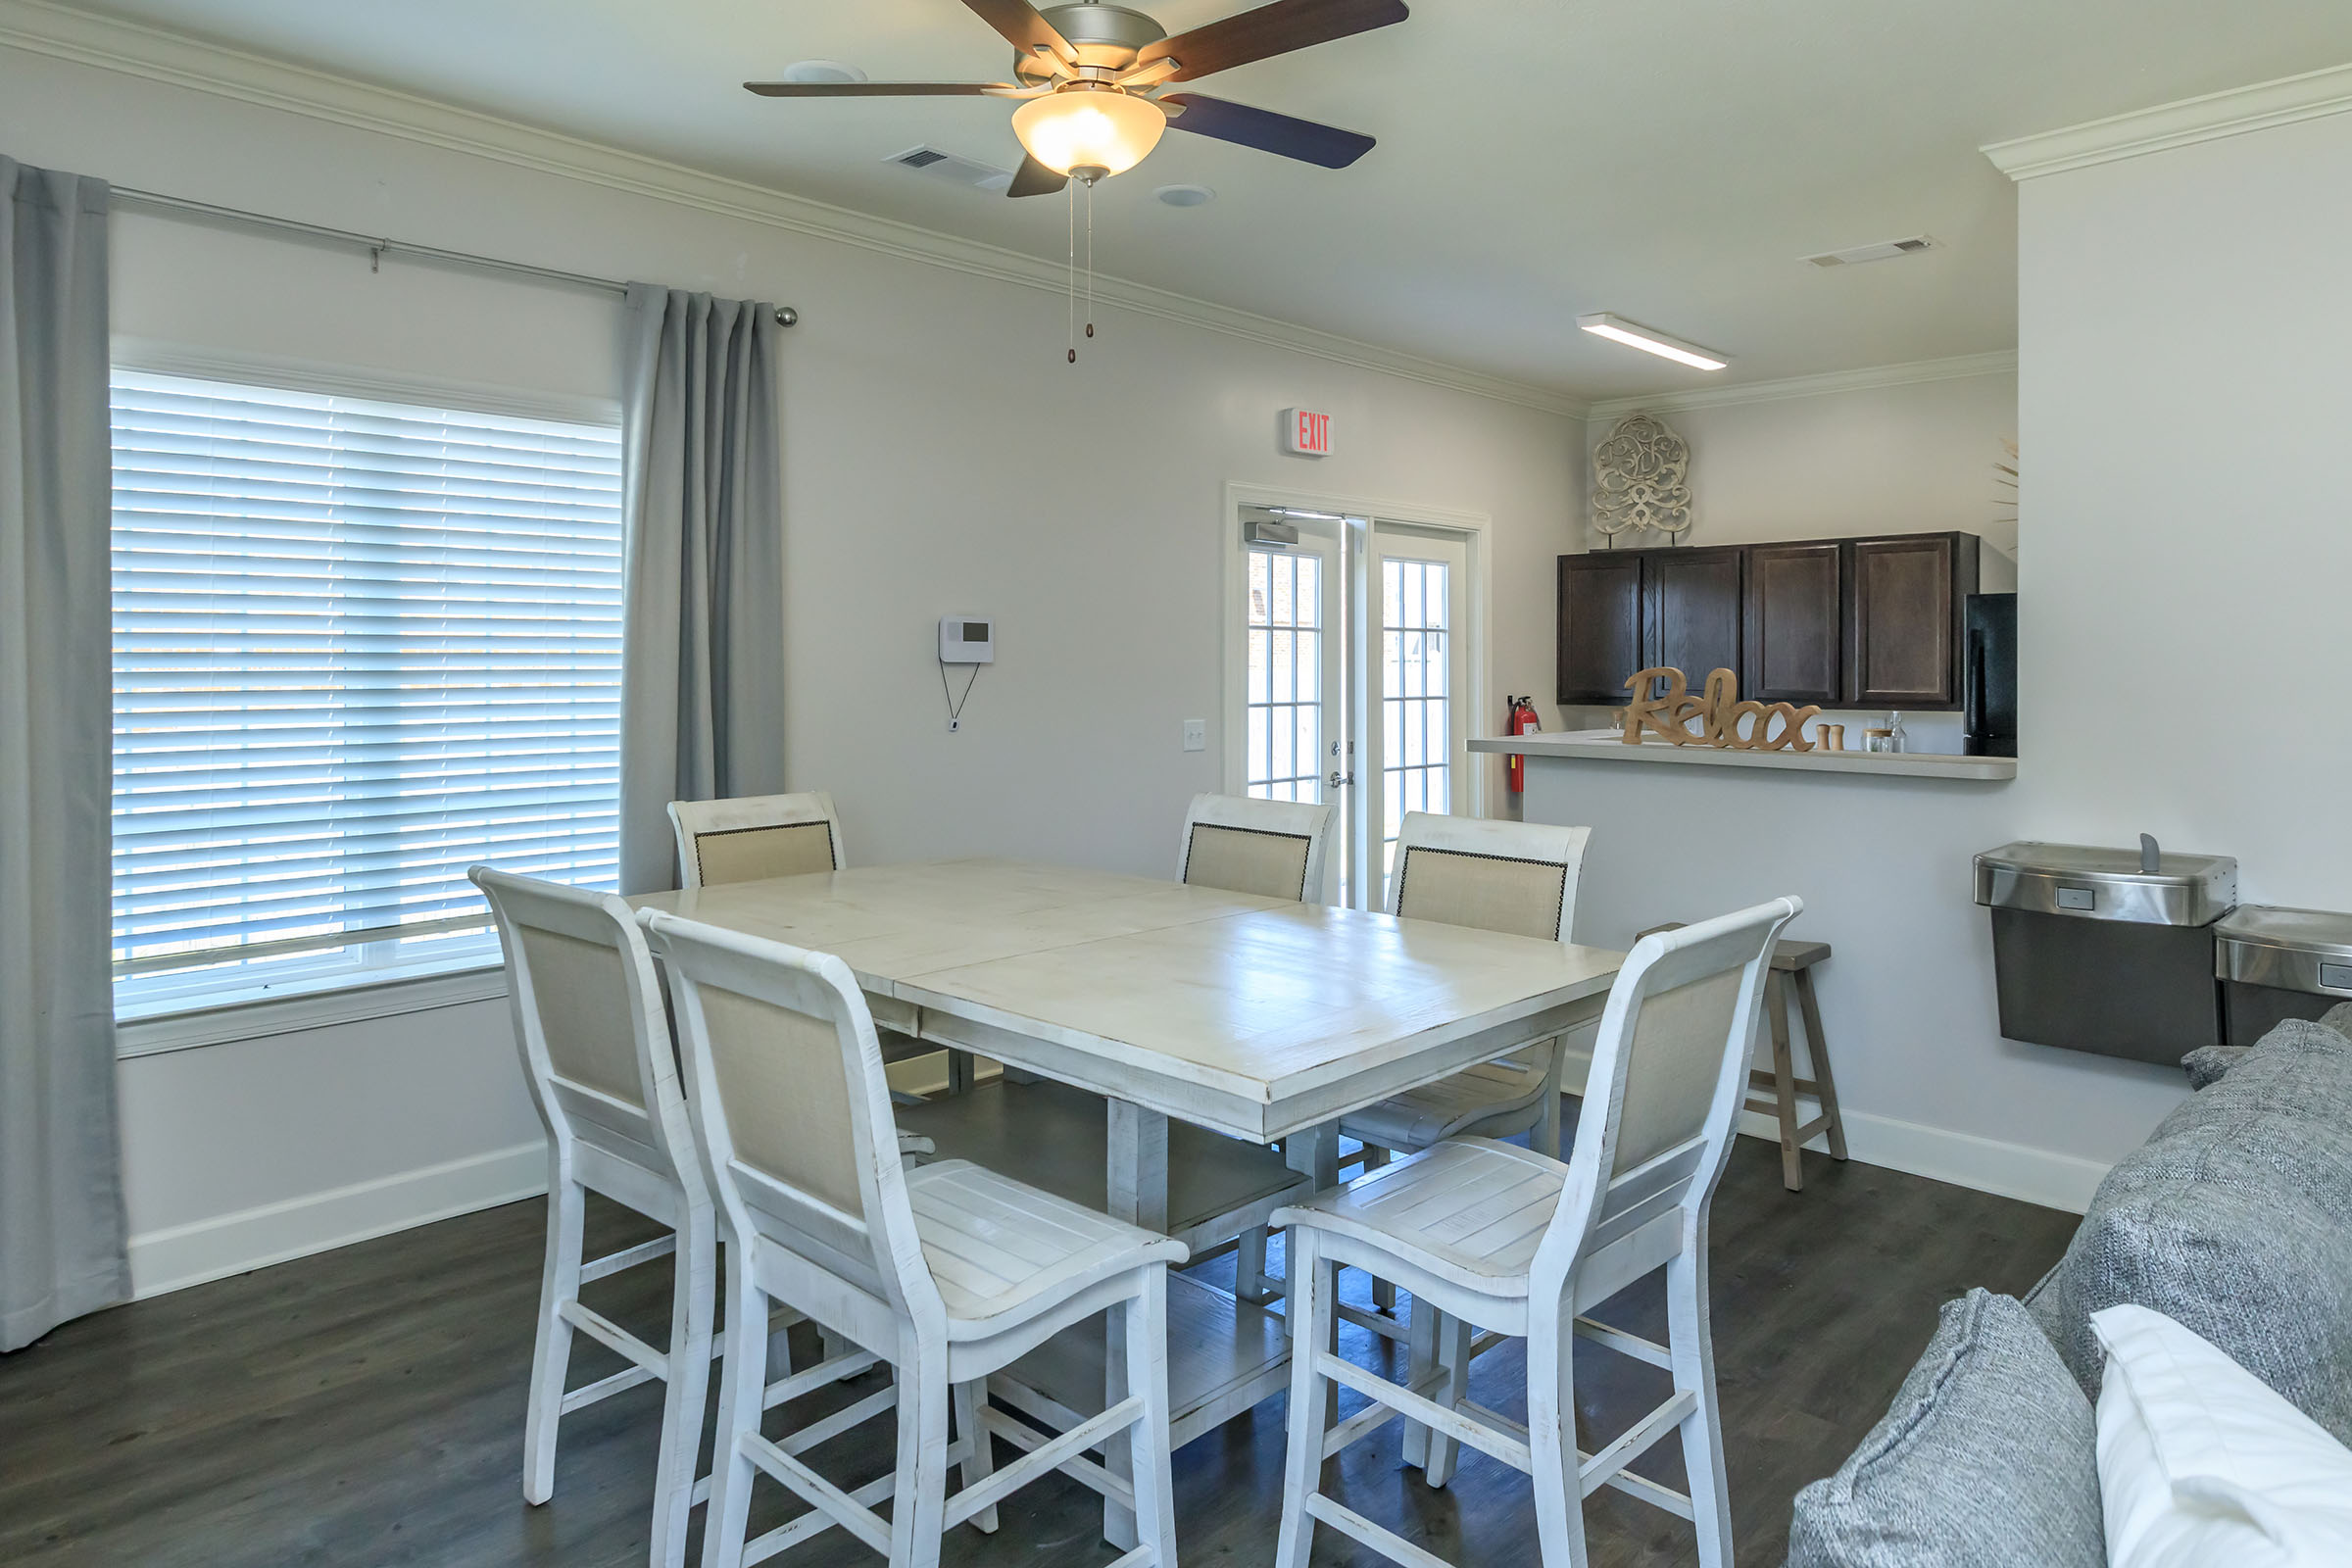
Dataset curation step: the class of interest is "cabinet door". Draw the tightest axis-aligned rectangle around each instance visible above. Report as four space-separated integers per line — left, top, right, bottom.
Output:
1642 546 1744 697
1743 541 1842 705
1847 534 1976 708
1556 553 1643 706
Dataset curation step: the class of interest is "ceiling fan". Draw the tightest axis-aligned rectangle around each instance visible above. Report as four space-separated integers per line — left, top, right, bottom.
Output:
746 0 1410 196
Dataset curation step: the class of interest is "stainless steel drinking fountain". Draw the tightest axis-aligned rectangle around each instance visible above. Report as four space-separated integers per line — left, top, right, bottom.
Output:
1973 837 2238 1066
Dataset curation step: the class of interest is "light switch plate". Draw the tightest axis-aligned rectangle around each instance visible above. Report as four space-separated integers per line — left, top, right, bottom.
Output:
1182 719 1206 753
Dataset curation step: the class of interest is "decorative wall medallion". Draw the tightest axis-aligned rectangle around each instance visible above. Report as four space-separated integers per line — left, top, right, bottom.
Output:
1591 413 1693 539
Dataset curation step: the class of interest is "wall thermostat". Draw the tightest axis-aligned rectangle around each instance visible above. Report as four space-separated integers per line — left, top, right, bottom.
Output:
939 615 995 663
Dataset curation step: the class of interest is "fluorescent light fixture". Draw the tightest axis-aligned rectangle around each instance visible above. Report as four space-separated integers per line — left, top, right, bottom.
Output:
1576 313 1730 371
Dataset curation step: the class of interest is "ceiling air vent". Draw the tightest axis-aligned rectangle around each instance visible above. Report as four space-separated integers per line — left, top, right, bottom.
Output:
1805 235 1940 268
887 145 1013 193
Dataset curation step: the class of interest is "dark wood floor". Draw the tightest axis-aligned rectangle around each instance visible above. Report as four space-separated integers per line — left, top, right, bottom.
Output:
0 1127 2077 1568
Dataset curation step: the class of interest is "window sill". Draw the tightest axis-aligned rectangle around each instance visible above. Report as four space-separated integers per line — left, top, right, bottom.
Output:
115 964 509 1059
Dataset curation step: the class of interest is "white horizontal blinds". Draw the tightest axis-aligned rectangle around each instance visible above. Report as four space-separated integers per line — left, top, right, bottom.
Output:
109 368 624 993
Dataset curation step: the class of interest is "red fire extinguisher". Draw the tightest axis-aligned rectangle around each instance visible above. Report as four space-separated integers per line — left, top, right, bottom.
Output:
1505 695 1541 793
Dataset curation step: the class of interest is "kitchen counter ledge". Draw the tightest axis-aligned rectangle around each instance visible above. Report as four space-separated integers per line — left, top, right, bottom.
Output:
1471 729 2017 782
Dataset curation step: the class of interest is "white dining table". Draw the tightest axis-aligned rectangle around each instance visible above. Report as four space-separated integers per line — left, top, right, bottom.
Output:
633 856 1624 1542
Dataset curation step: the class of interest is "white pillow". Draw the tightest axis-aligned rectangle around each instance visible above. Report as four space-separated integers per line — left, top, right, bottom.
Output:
2094 1303 2352 1568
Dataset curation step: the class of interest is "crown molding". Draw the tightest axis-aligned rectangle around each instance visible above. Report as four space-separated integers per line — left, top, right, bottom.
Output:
1584 349 2015 422
1983 60 2352 181
0 0 1588 418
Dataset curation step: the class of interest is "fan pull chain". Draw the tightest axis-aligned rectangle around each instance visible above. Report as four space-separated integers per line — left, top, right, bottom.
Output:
1066 180 1077 365
1085 177 1096 342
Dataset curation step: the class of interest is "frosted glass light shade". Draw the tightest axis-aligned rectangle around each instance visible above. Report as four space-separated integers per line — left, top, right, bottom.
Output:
1012 89 1166 177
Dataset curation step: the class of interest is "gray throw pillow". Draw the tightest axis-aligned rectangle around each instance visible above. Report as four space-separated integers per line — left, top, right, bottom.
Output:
2030 1018 2352 1442
2180 1044 2247 1090
1787 1290 2101 1568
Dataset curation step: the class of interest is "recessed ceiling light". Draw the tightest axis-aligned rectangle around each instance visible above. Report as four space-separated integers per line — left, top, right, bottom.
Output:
1154 183 1215 208
1575 313 1730 371
777 60 867 85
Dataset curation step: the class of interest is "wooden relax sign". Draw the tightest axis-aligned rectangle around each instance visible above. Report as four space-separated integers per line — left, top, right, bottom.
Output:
1619 666 1824 752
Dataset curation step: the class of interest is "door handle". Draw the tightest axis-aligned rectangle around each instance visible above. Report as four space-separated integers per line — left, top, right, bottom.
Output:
1328 771 1354 788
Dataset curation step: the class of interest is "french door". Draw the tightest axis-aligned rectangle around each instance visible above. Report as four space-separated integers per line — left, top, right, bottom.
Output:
1238 512 1476 910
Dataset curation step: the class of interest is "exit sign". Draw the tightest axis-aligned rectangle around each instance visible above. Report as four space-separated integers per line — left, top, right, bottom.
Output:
1281 408 1332 457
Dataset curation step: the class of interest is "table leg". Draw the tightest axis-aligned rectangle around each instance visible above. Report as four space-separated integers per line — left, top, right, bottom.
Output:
1284 1121 1340 1191
1102 1099 1169 1548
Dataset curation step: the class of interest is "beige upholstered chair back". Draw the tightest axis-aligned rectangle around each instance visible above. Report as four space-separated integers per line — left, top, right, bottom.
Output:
1386 811 1590 943
471 866 701 1197
1176 792 1336 904
1535 898 1799 1285
641 911 941 1323
668 791 846 891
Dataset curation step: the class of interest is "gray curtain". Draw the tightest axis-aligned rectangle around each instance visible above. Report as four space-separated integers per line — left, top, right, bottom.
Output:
617 284 787 894
1 157 129 1350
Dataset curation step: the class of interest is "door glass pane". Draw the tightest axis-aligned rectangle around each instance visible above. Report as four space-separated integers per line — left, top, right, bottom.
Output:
1246 547 1322 805
1381 557 1451 901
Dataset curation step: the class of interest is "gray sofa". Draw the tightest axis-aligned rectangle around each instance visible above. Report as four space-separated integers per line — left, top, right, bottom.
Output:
1784 1002 2352 1567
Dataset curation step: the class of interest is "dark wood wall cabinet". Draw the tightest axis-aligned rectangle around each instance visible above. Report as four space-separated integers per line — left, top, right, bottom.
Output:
1557 531 1981 710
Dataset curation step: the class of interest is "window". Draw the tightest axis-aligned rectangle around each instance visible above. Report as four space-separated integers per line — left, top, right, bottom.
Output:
109 368 625 1018
1244 547 1325 805
1378 555 1452 883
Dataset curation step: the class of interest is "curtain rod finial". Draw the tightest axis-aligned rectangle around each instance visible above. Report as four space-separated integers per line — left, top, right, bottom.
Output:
775 306 799 327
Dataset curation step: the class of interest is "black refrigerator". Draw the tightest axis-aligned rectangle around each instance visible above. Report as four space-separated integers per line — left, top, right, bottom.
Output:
1963 592 2017 758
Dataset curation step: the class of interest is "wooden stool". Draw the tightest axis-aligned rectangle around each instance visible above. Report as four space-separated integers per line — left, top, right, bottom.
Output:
1638 925 1848 1191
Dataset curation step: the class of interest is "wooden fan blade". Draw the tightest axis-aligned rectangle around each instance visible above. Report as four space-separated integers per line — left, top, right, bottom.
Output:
1137 0 1408 83
959 0 1080 66
1159 93 1375 168
1006 155 1069 198
745 80 1017 95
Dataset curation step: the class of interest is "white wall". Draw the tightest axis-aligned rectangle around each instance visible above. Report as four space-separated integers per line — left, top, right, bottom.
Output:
1522 104 2352 1210
1531 368 2181 1213
1585 370 2020 567
2017 112 2352 947
0 41 1586 1292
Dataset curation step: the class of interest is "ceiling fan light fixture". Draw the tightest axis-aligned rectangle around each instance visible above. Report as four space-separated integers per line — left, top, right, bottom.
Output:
1012 87 1166 178
1576 313 1730 371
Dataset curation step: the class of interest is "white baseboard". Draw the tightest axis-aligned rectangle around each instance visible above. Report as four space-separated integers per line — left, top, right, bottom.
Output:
1772 1106 2110 1215
1567 1044 2108 1215
123 1067 2109 1304
127 1141 550 1299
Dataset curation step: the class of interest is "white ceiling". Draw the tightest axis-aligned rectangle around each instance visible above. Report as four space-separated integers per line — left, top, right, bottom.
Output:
54 0 2352 400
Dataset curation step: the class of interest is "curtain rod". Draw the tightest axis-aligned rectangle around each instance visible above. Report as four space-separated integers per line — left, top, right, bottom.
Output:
112 187 800 327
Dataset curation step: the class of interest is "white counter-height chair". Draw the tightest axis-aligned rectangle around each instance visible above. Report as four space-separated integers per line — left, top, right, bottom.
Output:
669 790 970 1096
1176 791 1335 903
1175 791 1335 1301
1345 812 1592 1165
640 909 1188 1568
1269 898 1800 1568
471 866 723 1568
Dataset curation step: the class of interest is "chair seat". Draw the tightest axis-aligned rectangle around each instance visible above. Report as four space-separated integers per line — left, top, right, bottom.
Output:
1338 1055 1550 1152
1272 1138 1565 1297
906 1159 1187 1341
